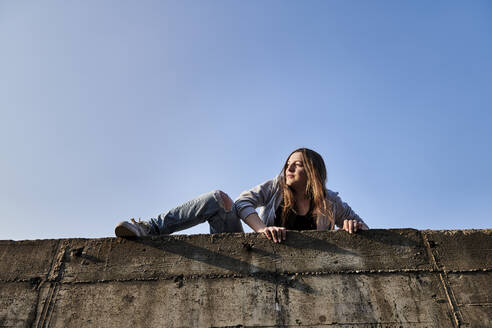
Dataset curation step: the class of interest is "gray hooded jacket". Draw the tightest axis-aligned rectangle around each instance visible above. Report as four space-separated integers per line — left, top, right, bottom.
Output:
234 175 365 228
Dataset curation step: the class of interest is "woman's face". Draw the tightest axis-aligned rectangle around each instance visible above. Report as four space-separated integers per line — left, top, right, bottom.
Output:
285 152 307 190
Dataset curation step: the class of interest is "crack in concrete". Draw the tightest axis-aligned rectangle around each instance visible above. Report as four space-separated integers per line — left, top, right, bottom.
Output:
457 303 492 307
28 239 60 328
33 240 67 328
7 267 491 284
211 321 439 327
422 232 463 328
35 283 59 328
271 242 285 327
1 267 489 286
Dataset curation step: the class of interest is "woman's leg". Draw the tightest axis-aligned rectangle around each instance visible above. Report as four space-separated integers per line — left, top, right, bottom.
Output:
209 208 244 234
208 191 244 233
115 190 243 237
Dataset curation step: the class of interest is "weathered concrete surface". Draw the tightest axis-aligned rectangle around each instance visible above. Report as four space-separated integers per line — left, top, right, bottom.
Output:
0 229 490 327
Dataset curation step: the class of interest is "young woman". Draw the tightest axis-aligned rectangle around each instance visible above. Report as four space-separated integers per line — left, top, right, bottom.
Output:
115 148 368 242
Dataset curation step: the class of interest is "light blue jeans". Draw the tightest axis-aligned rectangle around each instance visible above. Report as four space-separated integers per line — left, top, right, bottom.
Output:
148 190 244 234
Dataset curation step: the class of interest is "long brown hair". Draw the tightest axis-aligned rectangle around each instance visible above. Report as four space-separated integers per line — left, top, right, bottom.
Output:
279 148 334 229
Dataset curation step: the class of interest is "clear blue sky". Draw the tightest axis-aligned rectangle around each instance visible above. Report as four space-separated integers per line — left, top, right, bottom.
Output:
1 1 491 240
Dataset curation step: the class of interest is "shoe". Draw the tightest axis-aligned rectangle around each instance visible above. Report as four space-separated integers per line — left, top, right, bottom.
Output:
115 218 152 237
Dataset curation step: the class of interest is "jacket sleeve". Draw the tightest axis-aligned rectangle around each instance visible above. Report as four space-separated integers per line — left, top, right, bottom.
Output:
328 190 366 228
234 178 278 221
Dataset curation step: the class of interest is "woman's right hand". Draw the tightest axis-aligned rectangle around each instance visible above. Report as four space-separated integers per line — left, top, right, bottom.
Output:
258 226 287 243
243 212 286 243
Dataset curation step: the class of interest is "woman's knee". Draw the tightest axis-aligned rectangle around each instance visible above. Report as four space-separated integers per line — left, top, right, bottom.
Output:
214 190 233 212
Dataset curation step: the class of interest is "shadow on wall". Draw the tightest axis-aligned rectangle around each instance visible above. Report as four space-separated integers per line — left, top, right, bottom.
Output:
126 230 422 295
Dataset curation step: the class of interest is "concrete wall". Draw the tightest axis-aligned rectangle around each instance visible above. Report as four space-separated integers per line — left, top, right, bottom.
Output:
0 229 490 327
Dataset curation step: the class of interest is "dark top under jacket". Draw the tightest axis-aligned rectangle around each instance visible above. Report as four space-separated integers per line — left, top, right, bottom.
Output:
274 201 317 230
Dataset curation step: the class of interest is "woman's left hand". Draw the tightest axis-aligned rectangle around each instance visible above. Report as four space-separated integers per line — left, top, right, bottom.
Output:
342 220 368 234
